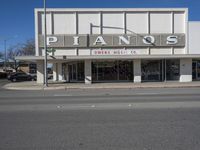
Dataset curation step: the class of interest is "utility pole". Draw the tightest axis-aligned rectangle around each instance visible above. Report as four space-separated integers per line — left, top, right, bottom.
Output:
4 40 7 72
43 0 48 87
0 36 17 72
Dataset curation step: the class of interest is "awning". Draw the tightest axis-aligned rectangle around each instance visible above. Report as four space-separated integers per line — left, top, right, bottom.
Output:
15 54 200 62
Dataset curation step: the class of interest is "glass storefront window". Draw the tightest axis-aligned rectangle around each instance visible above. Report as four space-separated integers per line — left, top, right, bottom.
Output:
92 60 133 82
141 60 163 82
192 60 200 80
63 59 181 83
97 61 118 81
142 59 180 82
166 59 180 81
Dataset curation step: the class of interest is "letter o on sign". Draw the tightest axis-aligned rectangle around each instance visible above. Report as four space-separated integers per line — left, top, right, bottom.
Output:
143 36 155 45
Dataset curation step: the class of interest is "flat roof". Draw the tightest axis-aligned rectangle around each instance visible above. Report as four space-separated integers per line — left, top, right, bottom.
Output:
35 8 188 13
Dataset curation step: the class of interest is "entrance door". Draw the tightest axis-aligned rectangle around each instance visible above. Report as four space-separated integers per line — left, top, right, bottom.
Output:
118 61 133 81
68 62 84 82
141 60 162 82
192 61 200 80
69 64 77 81
97 61 118 81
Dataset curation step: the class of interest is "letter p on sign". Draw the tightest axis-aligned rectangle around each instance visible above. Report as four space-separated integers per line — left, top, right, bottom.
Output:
47 36 58 46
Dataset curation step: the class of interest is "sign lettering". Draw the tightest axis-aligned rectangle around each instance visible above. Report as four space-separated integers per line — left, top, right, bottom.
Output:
39 34 185 48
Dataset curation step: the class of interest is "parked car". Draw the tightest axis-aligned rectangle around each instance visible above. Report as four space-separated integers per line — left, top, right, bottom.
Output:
0 72 7 79
7 72 36 82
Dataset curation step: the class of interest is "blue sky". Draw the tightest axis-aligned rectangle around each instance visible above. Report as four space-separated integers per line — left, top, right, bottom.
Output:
0 0 200 52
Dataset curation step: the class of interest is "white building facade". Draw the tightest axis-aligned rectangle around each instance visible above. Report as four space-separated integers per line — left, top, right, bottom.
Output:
17 8 200 84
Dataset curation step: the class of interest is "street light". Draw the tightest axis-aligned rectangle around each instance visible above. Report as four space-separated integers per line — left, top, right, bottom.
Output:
43 0 48 87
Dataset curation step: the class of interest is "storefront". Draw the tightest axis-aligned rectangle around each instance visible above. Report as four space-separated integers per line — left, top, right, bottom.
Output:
16 8 200 84
192 60 200 80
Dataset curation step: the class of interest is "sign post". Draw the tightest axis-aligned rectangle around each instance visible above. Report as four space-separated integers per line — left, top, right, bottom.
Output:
43 0 48 87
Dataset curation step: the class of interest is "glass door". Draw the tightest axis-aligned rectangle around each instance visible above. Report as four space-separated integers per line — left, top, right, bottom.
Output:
68 64 77 81
68 62 84 82
97 61 118 81
69 64 73 81
166 59 180 81
118 61 133 81
192 61 200 80
141 60 162 82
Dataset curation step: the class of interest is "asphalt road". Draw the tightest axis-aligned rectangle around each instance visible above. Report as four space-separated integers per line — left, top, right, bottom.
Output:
0 85 200 150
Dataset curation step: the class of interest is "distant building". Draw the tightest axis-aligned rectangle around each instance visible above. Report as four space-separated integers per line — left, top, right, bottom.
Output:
17 62 37 74
16 8 200 84
0 58 16 73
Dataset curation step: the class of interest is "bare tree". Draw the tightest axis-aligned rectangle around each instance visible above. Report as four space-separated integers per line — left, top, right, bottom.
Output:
7 39 35 59
7 43 23 59
6 39 35 71
21 39 35 56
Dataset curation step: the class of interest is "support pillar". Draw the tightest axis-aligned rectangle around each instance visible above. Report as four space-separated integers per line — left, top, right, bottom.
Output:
57 63 63 81
180 58 192 82
53 63 58 81
84 60 92 84
133 59 141 83
64 64 69 82
36 60 44 84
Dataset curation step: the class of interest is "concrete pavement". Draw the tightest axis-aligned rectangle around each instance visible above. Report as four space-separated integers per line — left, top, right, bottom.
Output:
1 83 200 150
0 92 200 150
2 80 200 90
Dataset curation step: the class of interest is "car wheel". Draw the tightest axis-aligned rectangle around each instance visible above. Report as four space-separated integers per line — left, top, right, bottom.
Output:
12 78 17 82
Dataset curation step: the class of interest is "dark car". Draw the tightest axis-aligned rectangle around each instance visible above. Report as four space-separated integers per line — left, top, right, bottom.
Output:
7 72 36 82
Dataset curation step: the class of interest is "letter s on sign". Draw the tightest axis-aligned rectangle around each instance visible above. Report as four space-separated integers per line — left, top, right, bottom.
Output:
167 36 178 45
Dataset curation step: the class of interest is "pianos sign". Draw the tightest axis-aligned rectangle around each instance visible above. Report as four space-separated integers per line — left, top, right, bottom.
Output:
39 34 185 48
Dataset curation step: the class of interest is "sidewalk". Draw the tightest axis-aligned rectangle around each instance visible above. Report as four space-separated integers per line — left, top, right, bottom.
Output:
2 81 200 90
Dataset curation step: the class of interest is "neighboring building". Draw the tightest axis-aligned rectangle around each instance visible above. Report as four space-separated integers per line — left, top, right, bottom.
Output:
0 58 16 73
0 59 37 76
17 62 37 74
16 8 200 84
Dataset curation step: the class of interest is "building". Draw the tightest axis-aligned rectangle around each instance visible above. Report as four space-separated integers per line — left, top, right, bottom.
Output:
16 8 200 84
0 58 16 73
17 62 37 75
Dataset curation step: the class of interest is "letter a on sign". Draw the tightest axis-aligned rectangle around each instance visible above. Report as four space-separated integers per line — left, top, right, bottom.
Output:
93 36 107 45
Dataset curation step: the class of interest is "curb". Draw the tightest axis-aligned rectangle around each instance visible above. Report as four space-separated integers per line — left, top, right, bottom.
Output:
3 84 200 90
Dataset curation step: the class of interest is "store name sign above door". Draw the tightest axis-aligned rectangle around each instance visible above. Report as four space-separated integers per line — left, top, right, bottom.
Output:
39 34 185 48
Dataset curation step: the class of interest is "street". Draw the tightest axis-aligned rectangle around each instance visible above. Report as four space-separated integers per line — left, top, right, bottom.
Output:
0 84 200 149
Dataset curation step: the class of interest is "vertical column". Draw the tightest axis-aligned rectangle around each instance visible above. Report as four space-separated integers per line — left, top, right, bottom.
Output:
34 10 39 56
75 12 78 56
57 63 63 81
53 63 58 81
36 60 44 84
148 11 150 55
171 11 174 54
84 60 92 84
66 64 69 82
180 58 192 82
133 59 141 83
